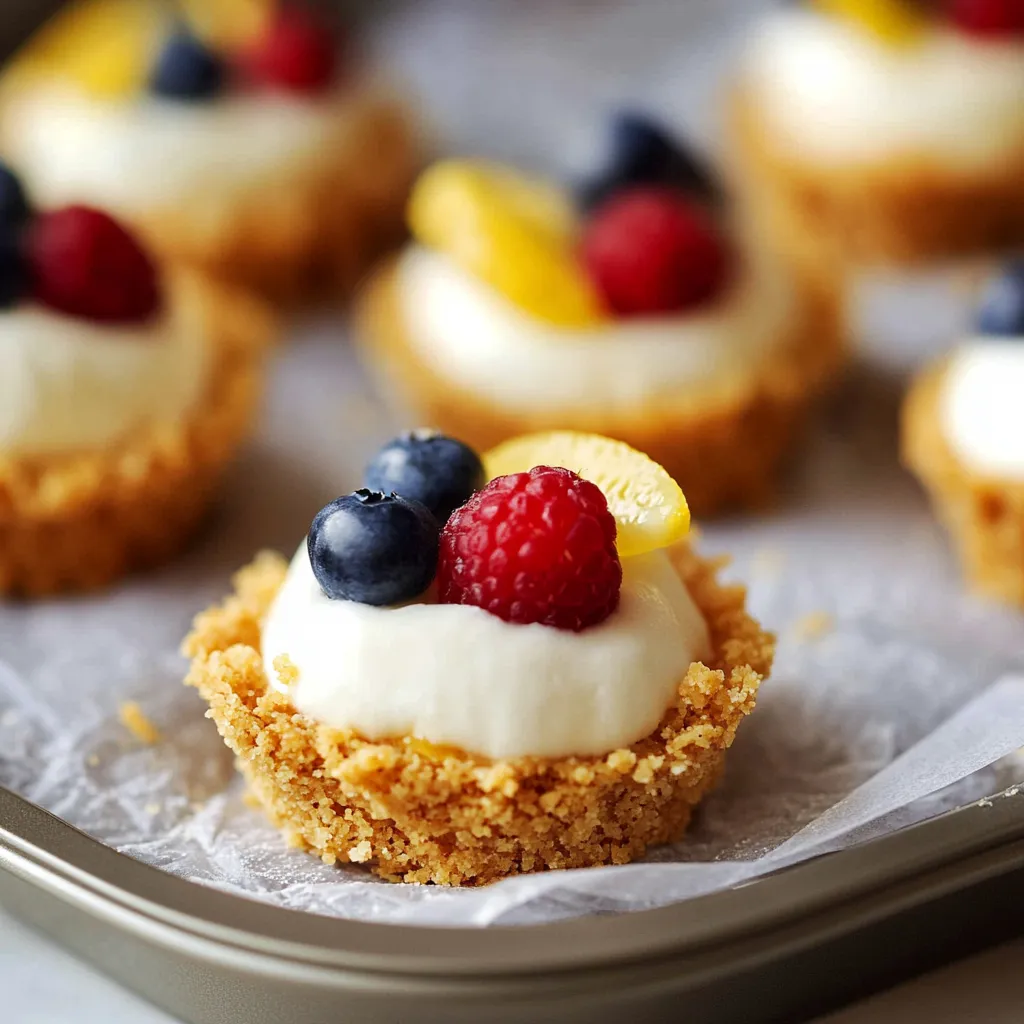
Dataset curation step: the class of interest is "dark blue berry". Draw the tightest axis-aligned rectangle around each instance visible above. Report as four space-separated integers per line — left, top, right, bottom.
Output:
0 228 29 309
578 111 722 211
150 31 226 102
0 164 30 228
976 261 1024 336
308 490 440 605
364 431 484 525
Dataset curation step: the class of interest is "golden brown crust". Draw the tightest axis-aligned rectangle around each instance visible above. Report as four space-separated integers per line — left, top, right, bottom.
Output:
729 85 1024 267
124 92 419 306
902 360 1024 607
0 271 274 597
183 545 774 886
353 259 845 519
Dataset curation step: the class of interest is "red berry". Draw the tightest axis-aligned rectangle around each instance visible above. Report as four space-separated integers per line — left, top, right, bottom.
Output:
26 206 161 324
242 6 339 95
437 466 622 632
947 0 1024 37
580 187 730 317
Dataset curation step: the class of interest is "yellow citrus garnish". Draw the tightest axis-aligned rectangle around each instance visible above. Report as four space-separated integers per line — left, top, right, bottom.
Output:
812 0 929 46
483 432 690 558
4 0 168 99
407 159 605 328
179 0 275 49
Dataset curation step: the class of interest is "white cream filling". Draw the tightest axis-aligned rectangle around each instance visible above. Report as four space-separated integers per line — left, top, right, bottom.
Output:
1 83 347 210
941 342 1024 479
742 9 1024 171
262 544 709 761
395 243 796 416
0 278 210 458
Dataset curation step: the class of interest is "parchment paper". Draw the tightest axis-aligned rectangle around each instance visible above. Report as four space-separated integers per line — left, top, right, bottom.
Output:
0 0 1022 927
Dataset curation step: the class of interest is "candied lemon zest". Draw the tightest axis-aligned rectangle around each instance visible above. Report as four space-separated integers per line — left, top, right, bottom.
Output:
484 431 690 558
812 0 929 46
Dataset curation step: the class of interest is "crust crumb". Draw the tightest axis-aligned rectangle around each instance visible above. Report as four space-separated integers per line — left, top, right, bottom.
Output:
119 702 161 745
791 611 835 641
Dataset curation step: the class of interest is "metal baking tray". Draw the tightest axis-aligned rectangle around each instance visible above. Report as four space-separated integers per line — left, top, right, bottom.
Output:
1 783 1022 1024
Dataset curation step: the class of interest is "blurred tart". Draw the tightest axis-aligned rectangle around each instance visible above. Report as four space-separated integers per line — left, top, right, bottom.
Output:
0 163 272 596
904 262 1024 606
732 0 1024 265
0 0 419 304
356 115 844 517
184 431 773 885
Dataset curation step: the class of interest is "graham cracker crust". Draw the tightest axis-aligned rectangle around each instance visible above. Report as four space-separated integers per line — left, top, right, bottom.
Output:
0 271 273 597
183 542 774 886
903 360 1024 607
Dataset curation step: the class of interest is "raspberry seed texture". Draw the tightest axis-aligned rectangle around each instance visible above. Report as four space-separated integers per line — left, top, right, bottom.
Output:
437 466 623 632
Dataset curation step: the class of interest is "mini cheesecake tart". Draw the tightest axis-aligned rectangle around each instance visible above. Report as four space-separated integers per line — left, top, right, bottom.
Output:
0 169 272 596
0 0 419 304
732 2 1024 266
356 125 844 518
183 432 773 885
903 263 1024 606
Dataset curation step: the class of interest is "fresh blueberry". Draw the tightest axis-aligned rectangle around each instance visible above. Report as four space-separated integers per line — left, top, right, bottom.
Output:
364 431 485 524
0 228 29 309
150 30 226 102
578 111 722 211
976 261 1024 337
0 164 30 228
307 490 440 605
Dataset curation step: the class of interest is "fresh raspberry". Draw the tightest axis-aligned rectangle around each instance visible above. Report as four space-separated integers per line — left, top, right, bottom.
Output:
241 6 339 95
26 206 161 324
437 466 622 632
580 187 730 317
946 0 1024 37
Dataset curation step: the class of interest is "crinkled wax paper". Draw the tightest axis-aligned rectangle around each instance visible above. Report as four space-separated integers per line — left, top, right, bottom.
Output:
1 0 1023 927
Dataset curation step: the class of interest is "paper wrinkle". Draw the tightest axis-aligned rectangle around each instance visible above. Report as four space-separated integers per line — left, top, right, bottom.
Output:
1 1 1024 929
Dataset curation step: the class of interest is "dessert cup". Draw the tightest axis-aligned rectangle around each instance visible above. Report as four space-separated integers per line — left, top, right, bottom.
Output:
0 269 272 597
184 540 772 885
730 6 1024 267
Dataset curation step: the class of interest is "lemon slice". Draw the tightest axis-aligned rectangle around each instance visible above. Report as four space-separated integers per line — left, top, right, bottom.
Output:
3 0 168 99
407 159 604 328
484 432 690 558
180 0 275 49
812 0 928 46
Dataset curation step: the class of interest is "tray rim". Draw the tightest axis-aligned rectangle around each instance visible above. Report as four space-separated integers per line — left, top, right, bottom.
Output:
1 783 1022 978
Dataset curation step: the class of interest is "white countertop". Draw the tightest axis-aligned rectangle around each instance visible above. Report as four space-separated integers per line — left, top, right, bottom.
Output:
1 906 1021 1023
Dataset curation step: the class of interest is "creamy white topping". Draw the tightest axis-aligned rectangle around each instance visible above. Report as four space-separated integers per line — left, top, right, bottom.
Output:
941 342 1024 479
1 83 347 210
395 243 796 415
742 9 1024 171
0 277 210 457
262 545 709 761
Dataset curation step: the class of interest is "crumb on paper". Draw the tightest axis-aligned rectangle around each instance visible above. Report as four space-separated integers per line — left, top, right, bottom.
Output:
752 547 785 579
86 753 100 768
791 611 835 642
118 701 161 744
144 802 162 816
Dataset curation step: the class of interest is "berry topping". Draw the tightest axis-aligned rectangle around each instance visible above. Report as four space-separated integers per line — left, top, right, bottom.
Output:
946 0 1024 38
242 6 338 95
26 206 161 324
0 164 31 228
0 231 30 310
308 490 440 605
581 187 731 317
975 261 1024 335
484 431 690 558
408 159 604 327
364 431 485 525
437 466 622 632
579 112 721 211
150 29 226 101
812 0 928 44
